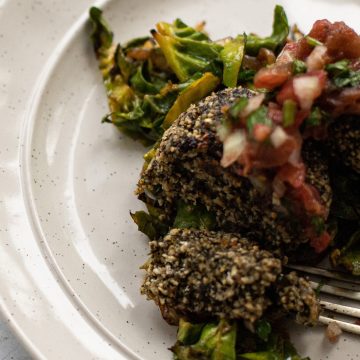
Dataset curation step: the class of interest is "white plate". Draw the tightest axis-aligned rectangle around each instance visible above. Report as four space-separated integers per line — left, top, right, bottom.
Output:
1 0 359 358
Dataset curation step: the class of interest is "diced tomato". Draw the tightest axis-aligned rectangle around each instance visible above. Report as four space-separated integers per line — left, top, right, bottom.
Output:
308 19 332 43
326 21 360 60
310 231 331 253
276 42 298 64
276 79 297 105
253 123 272 142
277 70 327 110
307 19 360 61
290 183 326 216
295 38 313 60
238 131 300 170
294 109 310 128
276 163 305 188
254 63 292 90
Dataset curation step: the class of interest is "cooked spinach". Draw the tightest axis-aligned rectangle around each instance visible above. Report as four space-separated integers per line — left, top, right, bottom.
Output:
90 5 291 145
130 204 169 240
173 201 216 230
245 5 289 56
172 318 309 360
221 35 246 88
153 18 223 82
172 319 237 360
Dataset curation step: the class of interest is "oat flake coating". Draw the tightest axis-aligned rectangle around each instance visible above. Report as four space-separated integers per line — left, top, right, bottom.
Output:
276 271 320 326
328 116 360 173
137 87 332 251
141 229 319 326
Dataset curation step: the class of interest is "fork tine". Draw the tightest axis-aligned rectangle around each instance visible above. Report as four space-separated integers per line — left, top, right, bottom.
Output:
321 300 360 318
310 281 360 301
286 264 360 285
319 316 360 335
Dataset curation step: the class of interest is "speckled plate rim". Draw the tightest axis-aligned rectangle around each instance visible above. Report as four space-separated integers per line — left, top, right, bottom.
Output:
0 1 138 359
1 1 359 359
19 0 142 358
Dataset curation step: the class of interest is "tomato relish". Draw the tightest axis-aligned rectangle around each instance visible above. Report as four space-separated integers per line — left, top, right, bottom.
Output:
220 20 360 253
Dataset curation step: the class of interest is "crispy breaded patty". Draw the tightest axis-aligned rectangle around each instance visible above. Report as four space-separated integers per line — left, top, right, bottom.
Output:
328 116 360 173
141 229 319 326
137 87 332 251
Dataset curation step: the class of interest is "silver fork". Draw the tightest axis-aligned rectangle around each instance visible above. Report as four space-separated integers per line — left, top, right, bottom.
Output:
287 264 360 335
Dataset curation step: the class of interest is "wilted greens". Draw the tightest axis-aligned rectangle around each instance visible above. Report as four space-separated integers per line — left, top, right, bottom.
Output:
172 319 237 360
130 204 169 240
131 200 215 240
326 60 360 88
239 334 310 360
173 201 216 230
172 318 309 360
89 5 289 145
89 8 219 145
152 19 223 82
220 35 246 87
245 5 289 56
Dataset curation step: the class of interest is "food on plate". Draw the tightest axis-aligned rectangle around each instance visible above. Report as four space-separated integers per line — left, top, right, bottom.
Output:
325 321 343 343
142 228 319 326
89 4 360 359
328 116 360 173
136 88 332 256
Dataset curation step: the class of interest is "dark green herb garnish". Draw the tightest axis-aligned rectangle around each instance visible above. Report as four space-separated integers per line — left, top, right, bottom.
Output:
228 97 249 119
305 36 323 47
292 59 307 75
305 107 322 127
326 60 360 88
247 106 272 133
282 99 297 127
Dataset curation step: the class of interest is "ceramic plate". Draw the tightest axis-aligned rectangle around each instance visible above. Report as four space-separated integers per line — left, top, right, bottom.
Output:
1 0 359 358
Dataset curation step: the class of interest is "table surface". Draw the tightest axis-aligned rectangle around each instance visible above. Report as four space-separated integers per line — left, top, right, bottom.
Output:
0 318 31 360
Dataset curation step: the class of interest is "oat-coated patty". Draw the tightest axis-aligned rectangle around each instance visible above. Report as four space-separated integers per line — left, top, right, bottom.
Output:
276 271 320 326
137 87 332 251
328 116 360 173
141 228 319 326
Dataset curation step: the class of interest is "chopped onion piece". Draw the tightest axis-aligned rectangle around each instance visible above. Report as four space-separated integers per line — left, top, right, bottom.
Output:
276 42 297 64
325 321 342 343
221 130 247 168
270 126 289 148
217 124 230 142
288 148 301 165
241 93 265 117
293 76 320 110
306 45 328 71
